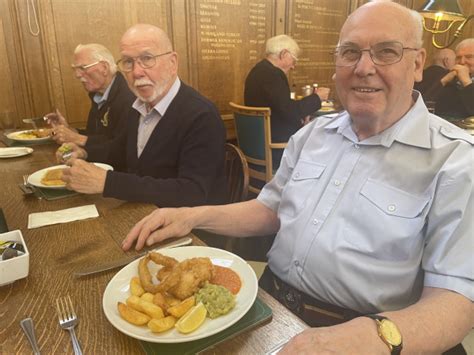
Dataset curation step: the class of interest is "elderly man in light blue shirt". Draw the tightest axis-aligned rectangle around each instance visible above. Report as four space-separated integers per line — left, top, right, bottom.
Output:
121 2 473 354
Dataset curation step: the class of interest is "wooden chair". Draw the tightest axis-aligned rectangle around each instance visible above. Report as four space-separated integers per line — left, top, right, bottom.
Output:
224 143 249 203
229 102 287 194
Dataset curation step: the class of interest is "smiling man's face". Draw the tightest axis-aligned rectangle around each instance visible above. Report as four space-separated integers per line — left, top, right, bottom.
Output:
335 3 425 131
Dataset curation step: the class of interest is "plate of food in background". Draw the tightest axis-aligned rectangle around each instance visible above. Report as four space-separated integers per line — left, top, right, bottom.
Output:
102 246 258 343
6 129 52 143
0 147 34 159
27 163 113 189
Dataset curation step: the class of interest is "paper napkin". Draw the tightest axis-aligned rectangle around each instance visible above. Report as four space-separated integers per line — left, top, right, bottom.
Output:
28 204 99 229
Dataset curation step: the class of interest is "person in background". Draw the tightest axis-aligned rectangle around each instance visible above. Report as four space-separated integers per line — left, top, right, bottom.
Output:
122 2 473 354
46 43 135 146
56 24 227 207
244 34 330 166
435 38 474 119
414 47 455 102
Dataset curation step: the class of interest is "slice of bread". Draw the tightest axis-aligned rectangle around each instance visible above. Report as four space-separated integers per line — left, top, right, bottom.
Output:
41 168 66 186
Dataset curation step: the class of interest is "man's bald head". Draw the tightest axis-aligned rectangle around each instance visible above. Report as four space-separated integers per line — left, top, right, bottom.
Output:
120 24 173 53
432 48 456 70
341 0 423 48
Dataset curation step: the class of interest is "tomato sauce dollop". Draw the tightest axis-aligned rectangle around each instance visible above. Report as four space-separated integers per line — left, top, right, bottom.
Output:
210 265 242 295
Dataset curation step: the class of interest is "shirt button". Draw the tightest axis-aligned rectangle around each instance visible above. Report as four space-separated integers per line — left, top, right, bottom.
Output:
312 219 319 225
387 204 396 212
334 179 341 186
354 144 360 149
294 260 299 266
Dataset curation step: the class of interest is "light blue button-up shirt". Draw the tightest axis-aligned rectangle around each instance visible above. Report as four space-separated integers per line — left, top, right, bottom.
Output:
93 75 116 109
133 78 181 157
258 92 473 314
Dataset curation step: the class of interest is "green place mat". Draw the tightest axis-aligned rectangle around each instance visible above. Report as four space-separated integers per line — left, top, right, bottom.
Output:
140 297 272 355
35 187 78 200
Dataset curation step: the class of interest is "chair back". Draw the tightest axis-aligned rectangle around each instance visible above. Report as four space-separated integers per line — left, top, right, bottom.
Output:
224 143 249 203
229 102 286 195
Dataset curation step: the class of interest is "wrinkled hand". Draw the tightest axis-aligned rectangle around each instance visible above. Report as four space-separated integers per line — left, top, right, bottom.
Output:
45 109 68 127
55 142 87 163
61 159 107 194
51 125 87 146
278 318 386 355
451 64 471 86
441 64 471 87
122 207 194 251
315 87 330 101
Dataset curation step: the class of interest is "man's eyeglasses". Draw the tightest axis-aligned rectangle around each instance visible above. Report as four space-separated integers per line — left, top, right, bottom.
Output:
71 61 101 72
333 41 419 67
117 51 172 72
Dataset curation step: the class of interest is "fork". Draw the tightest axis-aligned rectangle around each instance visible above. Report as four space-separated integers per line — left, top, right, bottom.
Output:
56 295 82 355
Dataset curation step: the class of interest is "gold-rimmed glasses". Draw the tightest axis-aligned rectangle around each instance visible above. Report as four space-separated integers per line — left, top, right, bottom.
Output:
117 51 172 72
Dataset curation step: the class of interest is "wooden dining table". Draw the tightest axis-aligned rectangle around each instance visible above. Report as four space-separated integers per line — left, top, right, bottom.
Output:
0 133 308 354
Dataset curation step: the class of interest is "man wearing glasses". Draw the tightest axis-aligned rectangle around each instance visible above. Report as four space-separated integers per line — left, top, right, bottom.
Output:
46 43 135 146
435 38 474 119
244 34 330 166
57 24 226 208
123 2 472 354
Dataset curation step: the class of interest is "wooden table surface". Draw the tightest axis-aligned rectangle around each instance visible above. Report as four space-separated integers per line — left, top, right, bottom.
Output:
0 137 307 354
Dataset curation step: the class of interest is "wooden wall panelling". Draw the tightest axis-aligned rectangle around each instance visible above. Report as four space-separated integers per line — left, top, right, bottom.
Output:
0 17 19 128
171 0 191 83
187 0 276 114
13 0 52 120
287 0 351 102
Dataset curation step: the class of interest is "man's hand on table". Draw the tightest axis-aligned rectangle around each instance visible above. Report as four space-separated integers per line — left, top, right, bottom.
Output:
278 317 388 354
122 207 195 251
61 159 107 194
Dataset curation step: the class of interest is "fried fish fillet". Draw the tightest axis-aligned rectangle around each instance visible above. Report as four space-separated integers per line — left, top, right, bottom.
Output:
41 168 65 186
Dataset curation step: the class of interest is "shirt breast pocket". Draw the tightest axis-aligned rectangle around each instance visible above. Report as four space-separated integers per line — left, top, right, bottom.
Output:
343 179 430 260
279 160 326 217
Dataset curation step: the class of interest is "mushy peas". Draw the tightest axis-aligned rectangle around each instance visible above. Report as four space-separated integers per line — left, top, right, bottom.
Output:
196 283 235 319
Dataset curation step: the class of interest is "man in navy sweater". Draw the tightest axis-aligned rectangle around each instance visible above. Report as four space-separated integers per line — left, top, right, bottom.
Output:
57 24 227 207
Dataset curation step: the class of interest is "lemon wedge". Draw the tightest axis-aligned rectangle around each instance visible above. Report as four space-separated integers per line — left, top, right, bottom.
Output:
175 302 207 334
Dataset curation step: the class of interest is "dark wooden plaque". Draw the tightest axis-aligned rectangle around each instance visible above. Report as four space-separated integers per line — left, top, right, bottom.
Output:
188 0 275 114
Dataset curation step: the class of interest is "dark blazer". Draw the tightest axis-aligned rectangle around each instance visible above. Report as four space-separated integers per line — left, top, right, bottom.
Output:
244 59 321 143
86 82 227 207
414 65 448 102
82 72 135 145
435 82 474 119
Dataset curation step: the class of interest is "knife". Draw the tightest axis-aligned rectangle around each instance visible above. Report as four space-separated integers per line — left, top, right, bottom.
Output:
73 236 193 277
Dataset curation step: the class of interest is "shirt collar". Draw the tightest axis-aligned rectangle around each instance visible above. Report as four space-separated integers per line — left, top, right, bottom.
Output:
93 74 116 107
324 91 431 148
132 77 181 117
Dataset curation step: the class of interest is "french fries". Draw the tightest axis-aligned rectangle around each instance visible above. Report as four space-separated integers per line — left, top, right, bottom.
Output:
148 316 176 333
127 295 164 319
167 296 195 318
140 292 154 303
130 276 145 296
117 302 150 325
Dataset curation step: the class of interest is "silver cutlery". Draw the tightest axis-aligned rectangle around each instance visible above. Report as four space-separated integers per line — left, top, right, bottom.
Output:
23 117 48 129
73 236 193 277
56 295 82 355
20 318 41 355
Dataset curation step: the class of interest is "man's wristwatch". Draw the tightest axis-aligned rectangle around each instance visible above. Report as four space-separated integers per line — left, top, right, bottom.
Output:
364 314 403 355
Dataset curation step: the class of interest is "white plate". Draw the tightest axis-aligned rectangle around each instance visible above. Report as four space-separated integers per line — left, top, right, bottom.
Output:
102 246 258 343
0 147 33 158
6 130 52 143
27 163 113 189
